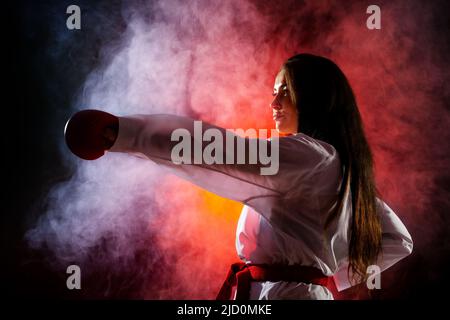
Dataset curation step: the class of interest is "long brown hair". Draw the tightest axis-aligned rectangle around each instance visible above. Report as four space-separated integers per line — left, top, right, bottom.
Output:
281 53 382 282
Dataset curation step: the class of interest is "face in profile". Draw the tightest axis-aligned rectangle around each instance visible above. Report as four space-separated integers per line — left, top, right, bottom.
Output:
270 70 298 135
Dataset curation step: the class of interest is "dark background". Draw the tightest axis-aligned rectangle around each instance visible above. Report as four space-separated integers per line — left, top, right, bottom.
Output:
4 0 450 300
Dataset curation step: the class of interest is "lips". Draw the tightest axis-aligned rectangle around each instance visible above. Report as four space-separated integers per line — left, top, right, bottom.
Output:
273 113 284 121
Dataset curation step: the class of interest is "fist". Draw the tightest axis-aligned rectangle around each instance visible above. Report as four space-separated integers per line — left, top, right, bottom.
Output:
64 109 118 160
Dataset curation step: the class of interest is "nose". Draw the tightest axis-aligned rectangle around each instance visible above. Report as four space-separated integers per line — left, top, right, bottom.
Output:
270 95 282 110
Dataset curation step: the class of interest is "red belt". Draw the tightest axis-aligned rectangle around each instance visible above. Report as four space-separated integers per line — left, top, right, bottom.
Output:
216 262 336 300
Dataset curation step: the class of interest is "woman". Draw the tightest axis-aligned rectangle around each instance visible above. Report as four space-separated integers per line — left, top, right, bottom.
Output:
65 53 413 300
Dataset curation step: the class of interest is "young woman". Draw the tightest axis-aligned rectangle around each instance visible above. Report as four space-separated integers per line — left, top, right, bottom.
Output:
65 53 413 300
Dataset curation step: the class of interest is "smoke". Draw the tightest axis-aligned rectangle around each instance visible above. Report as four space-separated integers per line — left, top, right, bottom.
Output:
25 0 450 299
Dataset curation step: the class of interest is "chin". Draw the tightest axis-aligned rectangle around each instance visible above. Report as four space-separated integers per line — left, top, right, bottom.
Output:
276 122 287 133
276 123 295 135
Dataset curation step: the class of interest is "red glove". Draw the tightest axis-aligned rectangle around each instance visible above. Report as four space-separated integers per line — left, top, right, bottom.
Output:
64 109 119 160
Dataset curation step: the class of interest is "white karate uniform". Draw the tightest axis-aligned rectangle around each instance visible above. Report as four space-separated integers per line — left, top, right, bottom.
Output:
110 114 413 300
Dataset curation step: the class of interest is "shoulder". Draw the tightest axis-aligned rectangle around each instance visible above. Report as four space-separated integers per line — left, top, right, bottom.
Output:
294 132 336 152
280 133 340 167
273 133 342 197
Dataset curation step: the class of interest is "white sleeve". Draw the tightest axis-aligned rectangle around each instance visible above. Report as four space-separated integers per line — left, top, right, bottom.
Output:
376 199 414 270
333 198 413 291
109 114 336 206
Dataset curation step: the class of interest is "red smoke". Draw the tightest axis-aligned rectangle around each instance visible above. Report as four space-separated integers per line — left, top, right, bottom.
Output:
145 0 449 299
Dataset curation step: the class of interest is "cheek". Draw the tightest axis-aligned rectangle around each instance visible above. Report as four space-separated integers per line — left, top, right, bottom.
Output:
287 103 297 118
289 106 299 128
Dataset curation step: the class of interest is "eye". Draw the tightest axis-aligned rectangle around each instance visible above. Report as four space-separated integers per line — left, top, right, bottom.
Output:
272 85 289 97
